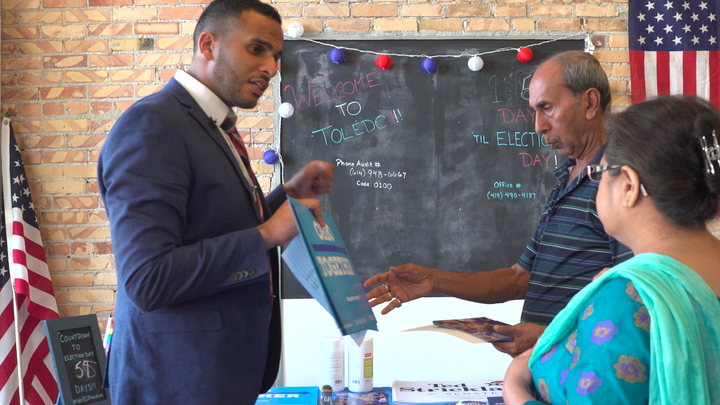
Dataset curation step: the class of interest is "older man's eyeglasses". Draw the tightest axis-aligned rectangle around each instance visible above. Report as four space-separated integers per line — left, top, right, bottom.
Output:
585 164 649 196
585 164 621 182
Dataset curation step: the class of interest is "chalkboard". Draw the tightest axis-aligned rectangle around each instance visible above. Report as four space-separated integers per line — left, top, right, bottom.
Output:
280 39 585 299
45 314 110 405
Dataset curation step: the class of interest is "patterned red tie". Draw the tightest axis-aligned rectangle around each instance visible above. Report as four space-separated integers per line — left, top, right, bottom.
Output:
222 118 274 307
221 118 264 220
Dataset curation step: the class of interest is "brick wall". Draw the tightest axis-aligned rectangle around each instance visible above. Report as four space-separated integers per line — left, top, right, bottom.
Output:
0 0 718 327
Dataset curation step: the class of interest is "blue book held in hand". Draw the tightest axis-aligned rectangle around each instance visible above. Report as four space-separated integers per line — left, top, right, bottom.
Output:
282 197 378 340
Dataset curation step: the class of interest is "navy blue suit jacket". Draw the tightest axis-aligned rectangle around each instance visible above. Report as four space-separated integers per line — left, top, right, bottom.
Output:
98 78 283 405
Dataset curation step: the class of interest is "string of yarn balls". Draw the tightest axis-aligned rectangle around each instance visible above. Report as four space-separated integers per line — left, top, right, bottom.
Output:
517 47 533 63
421 57 438 73
278 102 294 118
287 22 304 38
329 48 345 64
376 54 392 70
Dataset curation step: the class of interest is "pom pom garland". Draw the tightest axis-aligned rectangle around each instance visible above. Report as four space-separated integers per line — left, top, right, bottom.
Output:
278 102 294 118
329 48 345 64
421 57 438 73
376 54 392 70
517 47 533 63
263 150 279 165
467 56 484 71
287 22 304 38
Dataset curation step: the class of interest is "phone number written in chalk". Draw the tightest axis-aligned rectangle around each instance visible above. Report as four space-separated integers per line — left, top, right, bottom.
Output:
348 168 406 190
348 167 407 179
487 191 537 200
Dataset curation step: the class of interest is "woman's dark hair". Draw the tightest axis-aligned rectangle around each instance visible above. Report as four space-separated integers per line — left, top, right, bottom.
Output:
193 0 282 54
604 95 720 227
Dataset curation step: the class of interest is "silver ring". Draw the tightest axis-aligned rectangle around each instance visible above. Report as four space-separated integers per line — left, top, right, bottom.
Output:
387 291 393 300
395 298 402 308
383 284 390 293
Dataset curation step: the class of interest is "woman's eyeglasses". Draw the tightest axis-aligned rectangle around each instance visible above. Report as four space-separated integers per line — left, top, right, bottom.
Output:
585 164 648 196
585 164 621 182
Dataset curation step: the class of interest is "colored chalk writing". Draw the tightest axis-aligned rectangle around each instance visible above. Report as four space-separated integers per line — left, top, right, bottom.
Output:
280 38 585 299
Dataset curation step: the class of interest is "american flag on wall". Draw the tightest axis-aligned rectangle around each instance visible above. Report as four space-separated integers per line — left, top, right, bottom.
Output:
629 0 720 105
0 119 59 405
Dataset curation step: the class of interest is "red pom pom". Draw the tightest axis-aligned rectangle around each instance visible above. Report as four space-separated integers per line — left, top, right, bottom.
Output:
517 47 533 63
376 54 392 70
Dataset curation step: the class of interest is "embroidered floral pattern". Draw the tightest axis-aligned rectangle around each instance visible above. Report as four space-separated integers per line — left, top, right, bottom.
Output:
614 355 647 384
538 378 551 403
560 369 570 386
581 303 594 320
569 347 581 369
633 306 651 332
541 344 557 364
565 329 578 353
625 281 643 303
591 320 618 345
576 371 602 396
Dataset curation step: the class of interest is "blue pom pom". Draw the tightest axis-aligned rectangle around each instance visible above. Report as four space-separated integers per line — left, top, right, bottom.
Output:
329 48 345 64
421 57 437 73
263 150 279 165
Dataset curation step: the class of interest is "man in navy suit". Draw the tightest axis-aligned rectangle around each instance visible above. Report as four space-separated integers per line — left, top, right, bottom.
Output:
97 1 333 403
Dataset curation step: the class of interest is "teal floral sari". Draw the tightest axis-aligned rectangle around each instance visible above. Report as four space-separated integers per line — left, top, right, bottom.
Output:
526 253 720 404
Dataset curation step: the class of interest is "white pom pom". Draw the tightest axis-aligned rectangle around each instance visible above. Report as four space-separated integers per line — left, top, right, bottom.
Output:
287 22 304 38
468 56 484 72
278 102 294 118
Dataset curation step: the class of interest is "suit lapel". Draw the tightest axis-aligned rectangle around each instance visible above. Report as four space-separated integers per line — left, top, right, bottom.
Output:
165 79 265 222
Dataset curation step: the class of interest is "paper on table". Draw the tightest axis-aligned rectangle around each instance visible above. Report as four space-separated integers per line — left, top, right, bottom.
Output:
400 324 489 344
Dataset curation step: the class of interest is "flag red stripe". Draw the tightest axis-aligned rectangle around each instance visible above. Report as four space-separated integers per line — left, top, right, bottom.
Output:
26 271 54 296
10 250 26 271
711 51 720 107
683 51 696 96
656 51 670 96
0 301 14 337
19 311 39 350
7 389 19 405
33 357 58 399
12 221 50 269
23 340 52 398
630 51 647 104
25 304 58 324
23 385 41 405
0 343 18 389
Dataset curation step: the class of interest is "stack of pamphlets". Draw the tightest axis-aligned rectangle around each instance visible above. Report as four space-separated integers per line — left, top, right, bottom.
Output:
392 380 503 405
432 317 513 343
334 387 392 405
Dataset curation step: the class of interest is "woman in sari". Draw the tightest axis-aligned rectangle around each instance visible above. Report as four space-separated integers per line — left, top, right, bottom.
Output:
503 95 720 405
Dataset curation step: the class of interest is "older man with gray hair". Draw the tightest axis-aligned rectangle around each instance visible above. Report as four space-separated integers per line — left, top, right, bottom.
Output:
365 51 632 357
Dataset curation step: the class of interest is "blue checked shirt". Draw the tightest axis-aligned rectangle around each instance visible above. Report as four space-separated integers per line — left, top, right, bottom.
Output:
517 145 633 325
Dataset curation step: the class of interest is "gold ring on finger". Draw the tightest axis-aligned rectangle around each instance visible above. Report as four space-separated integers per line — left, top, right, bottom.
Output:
387 291 393 300
383 284 390 293
395 298 402 308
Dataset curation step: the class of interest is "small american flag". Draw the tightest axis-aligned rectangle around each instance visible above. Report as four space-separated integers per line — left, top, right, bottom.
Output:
629 0 720 104
0 119 59 405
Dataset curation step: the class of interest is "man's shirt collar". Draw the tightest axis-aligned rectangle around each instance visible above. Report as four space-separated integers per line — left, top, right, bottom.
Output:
174 70 233 126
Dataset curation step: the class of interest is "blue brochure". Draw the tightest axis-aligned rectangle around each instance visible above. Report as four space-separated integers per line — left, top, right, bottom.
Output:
255 386 320 405
282 197 378 340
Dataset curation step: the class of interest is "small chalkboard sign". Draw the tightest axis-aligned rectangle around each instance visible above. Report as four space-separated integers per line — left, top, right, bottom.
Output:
44 314 110 405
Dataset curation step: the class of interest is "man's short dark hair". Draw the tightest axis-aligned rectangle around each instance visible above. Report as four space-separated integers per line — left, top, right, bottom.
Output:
549 51 611 112
193 0 282 54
